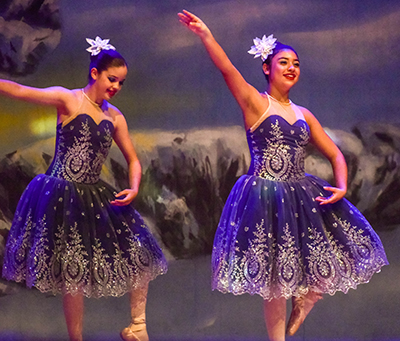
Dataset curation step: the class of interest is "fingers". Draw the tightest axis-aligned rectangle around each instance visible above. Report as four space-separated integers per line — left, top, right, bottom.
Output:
110 197 131 206
315 186 346 205
110 199 124 206
315 196 330 205
177 12 188 23
110 190 136 206
178 9 201 26
315 196 333 205
182 9 198 20
315 193 342 205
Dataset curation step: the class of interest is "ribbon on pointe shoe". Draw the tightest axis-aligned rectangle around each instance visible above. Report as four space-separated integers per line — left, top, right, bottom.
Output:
286 291 323 336
120 316 148 341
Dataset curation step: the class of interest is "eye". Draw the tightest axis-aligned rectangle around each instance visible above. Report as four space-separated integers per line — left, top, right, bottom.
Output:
119 80 125 86
108 77 117 82
294 62 300 67
280 60 287 65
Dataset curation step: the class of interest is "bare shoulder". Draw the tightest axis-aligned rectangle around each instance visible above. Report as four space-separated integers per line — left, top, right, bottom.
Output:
67 88 83 101
50 86 75 99
296 105 313 117
107 102 124 118
52 87 81 109
106 102 127 128
296 105 321 128
55 88 82 118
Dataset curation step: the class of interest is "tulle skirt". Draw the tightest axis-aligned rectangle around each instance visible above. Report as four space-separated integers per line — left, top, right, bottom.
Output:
212 174 388 300
2 174 167 298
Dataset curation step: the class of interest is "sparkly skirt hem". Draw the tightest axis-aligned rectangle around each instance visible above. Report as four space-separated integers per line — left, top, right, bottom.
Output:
211 174 389 300
2 174 168 298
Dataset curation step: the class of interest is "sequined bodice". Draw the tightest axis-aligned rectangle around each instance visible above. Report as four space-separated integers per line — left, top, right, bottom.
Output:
247 115 310 181
46 114 114 184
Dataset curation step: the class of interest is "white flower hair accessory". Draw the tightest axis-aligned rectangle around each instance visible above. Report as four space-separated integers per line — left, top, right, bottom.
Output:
248 34 277 61
86 36 116 56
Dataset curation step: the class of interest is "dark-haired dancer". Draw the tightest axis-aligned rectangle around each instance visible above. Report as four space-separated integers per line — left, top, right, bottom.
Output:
178 10 388 341
1 37 167 341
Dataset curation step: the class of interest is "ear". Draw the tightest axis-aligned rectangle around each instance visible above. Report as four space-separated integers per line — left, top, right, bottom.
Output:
90 68 99 80
262 63 270 76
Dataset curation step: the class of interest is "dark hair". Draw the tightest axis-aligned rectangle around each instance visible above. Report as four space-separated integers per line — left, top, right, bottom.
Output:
262 41 298 81
88 49 127 81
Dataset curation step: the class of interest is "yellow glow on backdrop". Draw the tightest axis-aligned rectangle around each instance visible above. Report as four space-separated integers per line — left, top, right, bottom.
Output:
0 106 56 156
30 115 57 137
0 112 22 131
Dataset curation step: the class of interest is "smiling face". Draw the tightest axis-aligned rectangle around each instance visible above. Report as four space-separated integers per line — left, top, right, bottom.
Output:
90 65 128 100
263 49 300 90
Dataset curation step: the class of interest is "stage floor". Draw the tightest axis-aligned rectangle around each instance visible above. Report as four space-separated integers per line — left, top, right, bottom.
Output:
1 228 399 341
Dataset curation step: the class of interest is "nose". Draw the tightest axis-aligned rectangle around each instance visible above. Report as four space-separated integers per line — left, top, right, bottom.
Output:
288 63 295 71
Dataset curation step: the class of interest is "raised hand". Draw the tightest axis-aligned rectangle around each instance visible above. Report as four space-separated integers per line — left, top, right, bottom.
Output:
315 186 346 205
177 10 211 39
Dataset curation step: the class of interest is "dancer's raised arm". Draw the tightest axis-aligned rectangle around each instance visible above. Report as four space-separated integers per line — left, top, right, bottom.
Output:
178 10 266 127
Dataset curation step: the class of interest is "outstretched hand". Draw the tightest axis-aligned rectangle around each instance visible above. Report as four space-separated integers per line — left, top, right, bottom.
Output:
315 186 346 205
177 10 211 38
110 189 138 206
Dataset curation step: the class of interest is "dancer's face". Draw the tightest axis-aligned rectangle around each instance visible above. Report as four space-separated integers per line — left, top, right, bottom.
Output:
91 65 128 100
264 49 300 89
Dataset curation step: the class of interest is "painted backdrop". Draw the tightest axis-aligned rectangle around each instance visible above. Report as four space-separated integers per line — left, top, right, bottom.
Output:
0 0 400 340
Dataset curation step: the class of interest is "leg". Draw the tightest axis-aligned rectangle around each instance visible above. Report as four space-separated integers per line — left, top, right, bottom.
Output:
63 293 84 341
286 291 323 336
120 283 149 341
263 297 286 341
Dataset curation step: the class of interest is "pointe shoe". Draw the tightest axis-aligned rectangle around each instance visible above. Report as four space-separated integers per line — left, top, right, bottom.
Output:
120 317 149 341
286 291 322 336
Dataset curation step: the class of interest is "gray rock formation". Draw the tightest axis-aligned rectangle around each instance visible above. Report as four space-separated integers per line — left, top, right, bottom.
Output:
0 0 61 75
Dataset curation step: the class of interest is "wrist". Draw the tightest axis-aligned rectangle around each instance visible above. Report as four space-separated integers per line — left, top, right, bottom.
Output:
200 30 213 42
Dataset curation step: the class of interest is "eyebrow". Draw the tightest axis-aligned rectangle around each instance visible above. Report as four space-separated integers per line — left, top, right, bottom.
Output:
108 74 126 81
278 57 300 62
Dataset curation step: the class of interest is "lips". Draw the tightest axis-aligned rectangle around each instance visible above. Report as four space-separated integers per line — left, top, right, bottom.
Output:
284 74 296 80
107 90 117 97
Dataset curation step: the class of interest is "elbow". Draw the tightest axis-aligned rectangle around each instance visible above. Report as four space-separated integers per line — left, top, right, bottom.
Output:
328 147 346 166
129 158 142 171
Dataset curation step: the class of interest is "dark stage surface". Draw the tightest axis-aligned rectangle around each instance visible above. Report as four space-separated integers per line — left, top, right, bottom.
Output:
0 228 399 341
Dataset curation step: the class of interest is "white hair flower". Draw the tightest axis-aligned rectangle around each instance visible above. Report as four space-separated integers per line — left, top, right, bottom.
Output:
86 36 116 56
248 34 277 61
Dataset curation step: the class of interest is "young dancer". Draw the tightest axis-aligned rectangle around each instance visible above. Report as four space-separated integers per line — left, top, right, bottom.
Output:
1 36 167 341
178 10 388 341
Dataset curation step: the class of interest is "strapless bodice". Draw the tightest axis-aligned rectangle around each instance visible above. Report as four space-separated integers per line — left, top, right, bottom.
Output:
46 114 114 184
247 115 310 181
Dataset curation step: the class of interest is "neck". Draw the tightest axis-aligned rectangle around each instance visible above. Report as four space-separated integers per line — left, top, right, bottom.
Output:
266 85 290 103
83 86 103 107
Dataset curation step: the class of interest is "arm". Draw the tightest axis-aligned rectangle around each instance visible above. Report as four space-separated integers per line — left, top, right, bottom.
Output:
110 111 142 206
303 108 347 205
178 10 266 128
0 79 72 108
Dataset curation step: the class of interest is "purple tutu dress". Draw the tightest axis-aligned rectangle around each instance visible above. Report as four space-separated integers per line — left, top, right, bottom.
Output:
3 113 167 297
212 95 388 300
